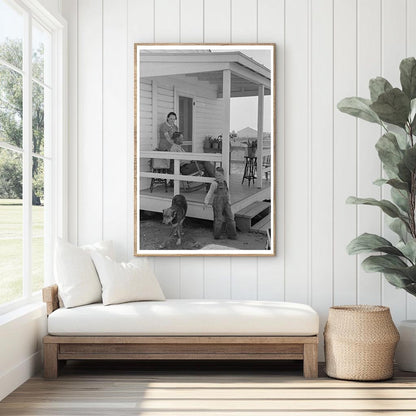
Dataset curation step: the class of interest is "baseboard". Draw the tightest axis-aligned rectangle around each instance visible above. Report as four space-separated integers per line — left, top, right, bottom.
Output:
0 351 42 401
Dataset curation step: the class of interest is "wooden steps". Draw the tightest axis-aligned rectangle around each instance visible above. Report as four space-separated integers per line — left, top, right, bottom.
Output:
251 213 271 234
235 201 271 233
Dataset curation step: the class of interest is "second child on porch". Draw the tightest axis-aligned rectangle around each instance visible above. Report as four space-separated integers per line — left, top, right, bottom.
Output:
203 167 237 240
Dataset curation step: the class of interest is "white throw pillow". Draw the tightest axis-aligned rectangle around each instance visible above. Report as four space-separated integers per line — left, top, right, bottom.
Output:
90 252 165 306
54 239 114 308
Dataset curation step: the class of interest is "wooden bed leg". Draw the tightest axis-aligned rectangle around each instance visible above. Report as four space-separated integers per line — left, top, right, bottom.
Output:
303 343 318 379
44 343 59 379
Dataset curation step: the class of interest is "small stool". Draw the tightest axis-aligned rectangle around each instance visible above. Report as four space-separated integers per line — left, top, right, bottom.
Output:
150 168 169 193
242 156 257 186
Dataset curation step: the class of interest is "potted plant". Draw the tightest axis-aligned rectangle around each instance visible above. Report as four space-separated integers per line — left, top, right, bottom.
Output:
337 57 416 371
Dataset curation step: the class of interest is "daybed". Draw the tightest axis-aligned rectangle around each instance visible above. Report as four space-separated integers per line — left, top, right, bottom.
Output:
42 285 319 379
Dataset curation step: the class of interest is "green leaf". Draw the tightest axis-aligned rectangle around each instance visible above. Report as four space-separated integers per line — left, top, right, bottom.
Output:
347 233 403 256
394 130 410 150
373 178 388 186
403 146 416 172
370 88 410 128
397 240 416 264
400 57 416 100
337 97 383 125
389 218 409 241
362 254 408 272
346 196 405 219
387 179 410 191
397 161 412 185
383 271 412 288
375 132 404 173
369 77 393 102
391 187 409 213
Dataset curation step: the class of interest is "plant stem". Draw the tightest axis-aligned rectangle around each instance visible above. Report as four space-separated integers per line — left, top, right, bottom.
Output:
409 123 416 238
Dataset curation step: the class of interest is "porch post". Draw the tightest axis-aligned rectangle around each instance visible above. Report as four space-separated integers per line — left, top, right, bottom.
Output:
222 69 231 183
257 84 264 188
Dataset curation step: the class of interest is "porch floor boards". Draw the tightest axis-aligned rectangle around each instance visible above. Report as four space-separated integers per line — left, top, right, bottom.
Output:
141 173 271 206
2 361 416 415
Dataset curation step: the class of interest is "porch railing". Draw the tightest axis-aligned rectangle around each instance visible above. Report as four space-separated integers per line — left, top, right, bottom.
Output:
140 151 222 196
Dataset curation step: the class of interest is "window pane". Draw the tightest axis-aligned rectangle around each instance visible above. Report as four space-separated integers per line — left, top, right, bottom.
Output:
32 81 45 155
32 156 43 293
32 20 51 85
0 147 23 305
0 65 23 148
0 0 24 70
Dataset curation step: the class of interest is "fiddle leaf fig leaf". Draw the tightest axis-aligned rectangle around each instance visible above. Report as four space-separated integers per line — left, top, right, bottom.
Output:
375 132 404 173
362 254 408 272
337 97 383 125
373 178 388 186
346 196 406 219
400 57 416 100
370 88 410 128
347 233 403 256
387 179 410 191
391 187 410 213
403 146 416 172
395 130 410 150
389 218 409 242
383 271 412 288
397 240 416 264
369 77 393 102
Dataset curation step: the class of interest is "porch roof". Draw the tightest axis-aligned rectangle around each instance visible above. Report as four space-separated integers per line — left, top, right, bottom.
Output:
139 51 272 98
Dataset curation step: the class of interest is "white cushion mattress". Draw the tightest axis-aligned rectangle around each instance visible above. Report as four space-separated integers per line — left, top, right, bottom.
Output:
47 299 319 336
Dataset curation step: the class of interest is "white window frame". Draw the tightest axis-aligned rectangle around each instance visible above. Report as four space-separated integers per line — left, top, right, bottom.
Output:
0 0 67 315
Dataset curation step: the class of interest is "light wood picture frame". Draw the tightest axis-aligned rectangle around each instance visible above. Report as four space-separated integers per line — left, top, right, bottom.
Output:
134 44 276 256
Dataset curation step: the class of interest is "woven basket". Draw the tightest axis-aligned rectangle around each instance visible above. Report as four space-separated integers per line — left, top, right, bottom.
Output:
324 305 399 381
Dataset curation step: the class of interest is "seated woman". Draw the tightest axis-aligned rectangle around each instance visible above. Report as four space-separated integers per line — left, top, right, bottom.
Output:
159 112 178 151
170 132 215 177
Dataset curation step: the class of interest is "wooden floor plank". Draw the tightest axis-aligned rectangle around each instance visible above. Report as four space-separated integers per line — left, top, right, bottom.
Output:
1 362 416 415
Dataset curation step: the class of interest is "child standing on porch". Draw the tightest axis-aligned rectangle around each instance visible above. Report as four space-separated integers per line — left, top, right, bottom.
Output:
203 167 237 240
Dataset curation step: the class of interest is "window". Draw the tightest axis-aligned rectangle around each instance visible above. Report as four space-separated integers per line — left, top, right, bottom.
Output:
0 0 65 312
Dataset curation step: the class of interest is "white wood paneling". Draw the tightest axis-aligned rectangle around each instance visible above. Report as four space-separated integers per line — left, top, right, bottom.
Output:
356 0 382 305
77 0 103 245
284 0 309 304
103 0 128 260
61 0 416 358
333 0 357 305
310 0 333 355
61 0 77 245
180 0 203 43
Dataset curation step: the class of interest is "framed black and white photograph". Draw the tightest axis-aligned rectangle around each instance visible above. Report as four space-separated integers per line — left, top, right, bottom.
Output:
134 44 276 256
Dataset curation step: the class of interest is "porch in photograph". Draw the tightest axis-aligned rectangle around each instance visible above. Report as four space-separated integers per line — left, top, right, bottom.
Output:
136 46 274 252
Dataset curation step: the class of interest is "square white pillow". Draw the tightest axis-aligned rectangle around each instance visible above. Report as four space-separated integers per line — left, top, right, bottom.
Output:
90 252 165 306
54 239 114 308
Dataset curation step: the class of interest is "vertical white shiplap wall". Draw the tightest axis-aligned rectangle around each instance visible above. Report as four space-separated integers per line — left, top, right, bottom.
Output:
333 0 357 306
102 0 128 260
284 0 309 304
310 0 333 339
356 0 382 306
61 0 416 354
76 0 103 245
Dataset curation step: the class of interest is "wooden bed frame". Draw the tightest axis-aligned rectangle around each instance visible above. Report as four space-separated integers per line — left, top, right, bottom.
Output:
42 285 319 379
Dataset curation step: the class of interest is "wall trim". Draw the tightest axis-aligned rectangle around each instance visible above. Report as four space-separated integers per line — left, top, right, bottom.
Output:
0 351 42 401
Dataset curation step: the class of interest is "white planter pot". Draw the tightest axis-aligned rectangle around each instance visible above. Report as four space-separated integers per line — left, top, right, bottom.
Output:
396 320 416 372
